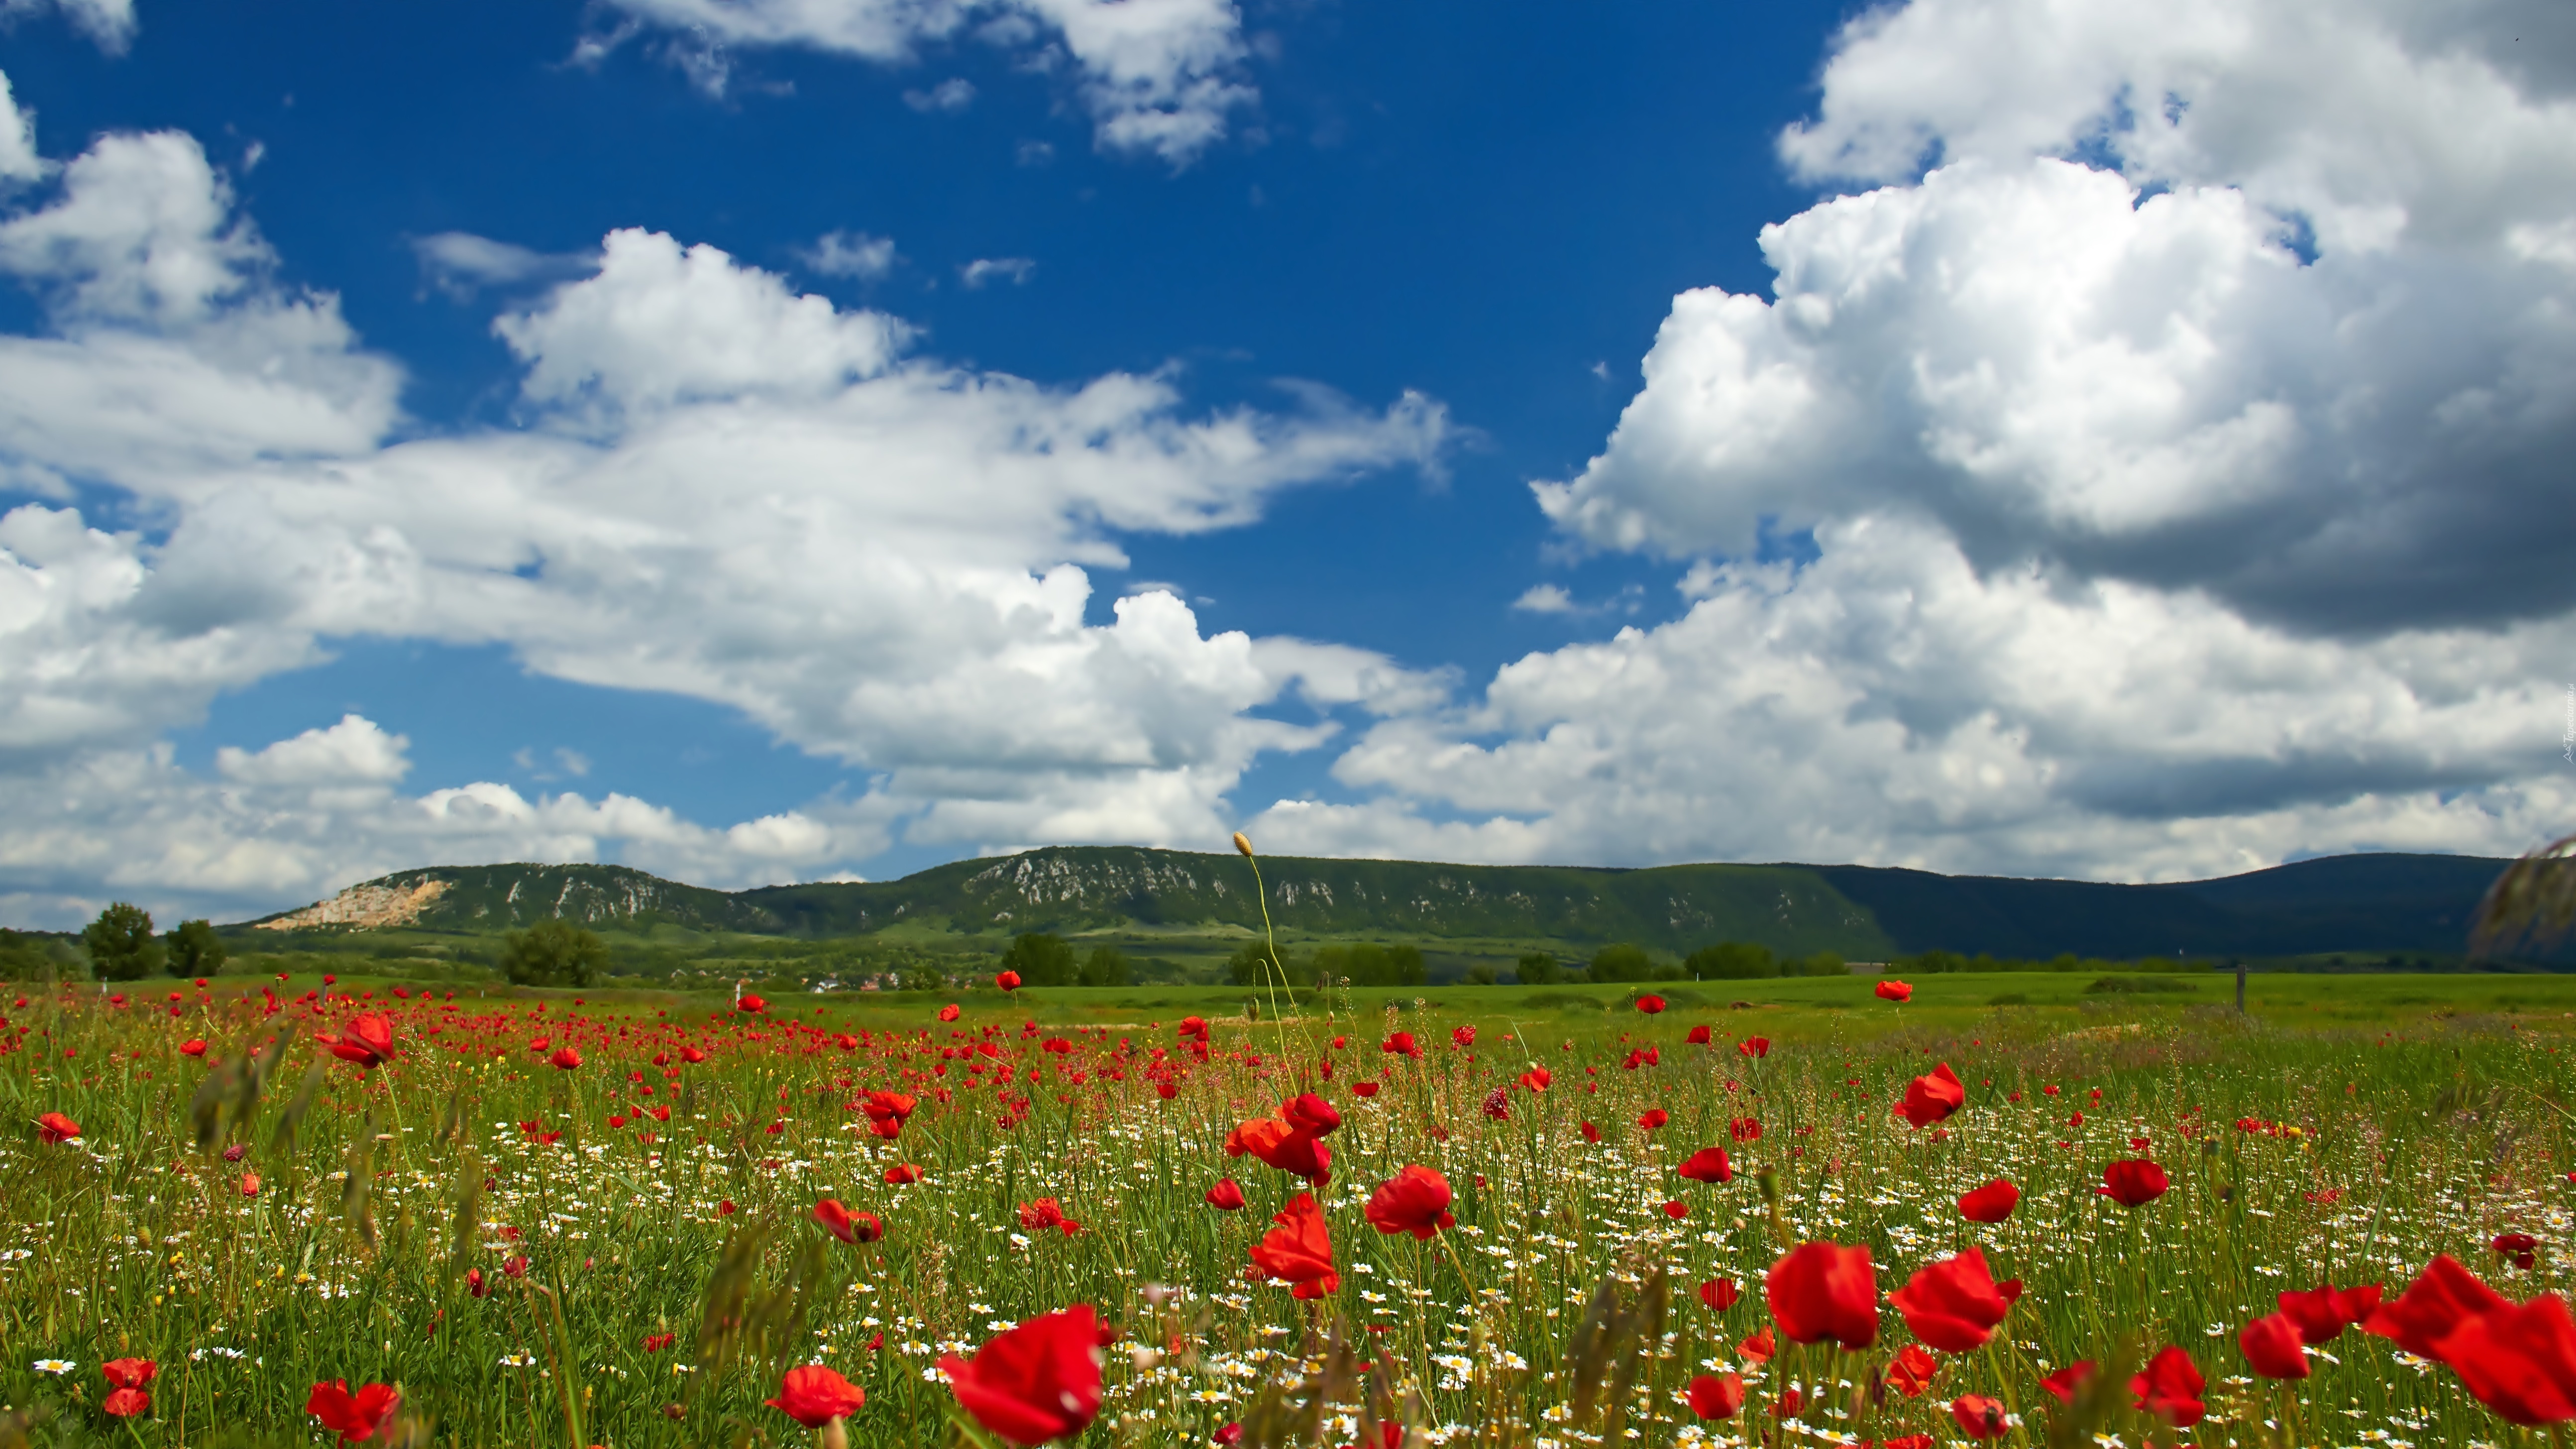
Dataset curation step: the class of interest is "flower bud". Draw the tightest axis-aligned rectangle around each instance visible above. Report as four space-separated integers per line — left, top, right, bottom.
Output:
1233 832 1255 858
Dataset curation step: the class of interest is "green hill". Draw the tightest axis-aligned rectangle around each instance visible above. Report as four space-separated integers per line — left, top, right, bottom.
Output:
238 845 2520 964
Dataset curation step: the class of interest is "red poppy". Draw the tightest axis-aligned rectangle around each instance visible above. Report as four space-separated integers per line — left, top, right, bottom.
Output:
1875 981 1912 1003
861 1091 917 1139
1698 1277 1740 1311
548 1046 583 1071
813 1199 883 1244
1381 1031 1421 1058
2130 1345 2205 1427
1282 1093 1342 1137
1205 1178 1247 1211
1686 1024 1712 1044
1900 1063 1966 1128
37 1111 81 1144
1364 1164 1455 1240
2433 1291 2576 1426
1579 1120 1600 1143
239 1170 260 1197
1686 1372 1745 1419
642 1333 675 1352
884 1163 925 1185
1886 1343 1938 1398
1231 1116 1332 1183
1018 1198 1080 1235
1636 995 1666 1014
1677 1147 1734 1183
322 1014 396 1068
1249 1192 1339 1299
1956 1178 2019 1223
1766 1240 1879 1349
1518 1066 1552 1092
2277 1284 2373 1344
996 971 1022 992
1737 1037 1770 1057
306 1380 401 1443
179 1039 208 1057
2039 1360 2096 1404
1662 1200 1689 1220
1890 1248 2021 1352
1350 1081 1379 1098
766 1362 865 1428
2240 1312 2310 1379
938 1003 961 1022
2096 1159 2168 1207
2363 1254 2512 1360
466 1268 488 1298
1949 1394 2008 1439
1451 1024 1477 1047
101 1357 154 1418
1737 1326 1775 1364
1728 1116 1762 1143
1637 1109 1669 1132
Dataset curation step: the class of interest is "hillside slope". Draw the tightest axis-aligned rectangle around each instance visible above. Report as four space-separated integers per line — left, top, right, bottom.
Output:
240 847 2517 960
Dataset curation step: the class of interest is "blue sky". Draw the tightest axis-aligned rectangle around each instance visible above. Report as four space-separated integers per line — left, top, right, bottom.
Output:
1 0 2570 923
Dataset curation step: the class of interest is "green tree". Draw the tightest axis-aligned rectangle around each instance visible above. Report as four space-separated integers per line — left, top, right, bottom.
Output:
1797 950 1847 977
166 918 227 978
1685 941 1779 980
1514 952 1563 986
1588 943 1656 983
1078 946 1130 988
84 902 164 982
1001 932 1076 988
0 929 59 982
1463 963 1499 986
501 919 608 987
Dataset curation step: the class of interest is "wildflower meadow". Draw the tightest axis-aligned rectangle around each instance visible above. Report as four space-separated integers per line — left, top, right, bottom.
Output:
6 863 2576 1447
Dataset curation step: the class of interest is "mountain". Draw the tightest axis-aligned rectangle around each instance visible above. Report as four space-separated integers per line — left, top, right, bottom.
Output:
241 846 2518 962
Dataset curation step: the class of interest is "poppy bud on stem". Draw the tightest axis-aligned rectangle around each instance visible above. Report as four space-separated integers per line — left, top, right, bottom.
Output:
1755 1165 1790 1250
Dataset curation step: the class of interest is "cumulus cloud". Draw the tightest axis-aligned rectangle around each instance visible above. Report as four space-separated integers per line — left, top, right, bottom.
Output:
903 77 976 112
589 0 1254 164
1300 0 2576 882
0 117 1452 921
0 717 878 926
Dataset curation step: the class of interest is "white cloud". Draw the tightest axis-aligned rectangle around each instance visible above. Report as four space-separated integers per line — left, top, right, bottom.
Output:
0 72 42 185
412 231 598 299
1510 583 1576 615
1 0 134 53
0 718 880 927
589 0 1254 164
1257 514 2576 881
498 227 912 418
903 77 976 112
0 124 1452 919
216 713 410 787
959 255 1034 289
1289 0 2576 883
800 228 897 279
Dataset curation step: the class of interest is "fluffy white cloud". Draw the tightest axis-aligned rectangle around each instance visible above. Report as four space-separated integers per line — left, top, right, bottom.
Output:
0 111 1451 921
591 0 1252 163
1306 0 2576 882
0 716 878 926
1259 515 2576 880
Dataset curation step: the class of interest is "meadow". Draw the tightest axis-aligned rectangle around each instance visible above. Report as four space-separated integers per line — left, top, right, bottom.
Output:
5 963 2576 1448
